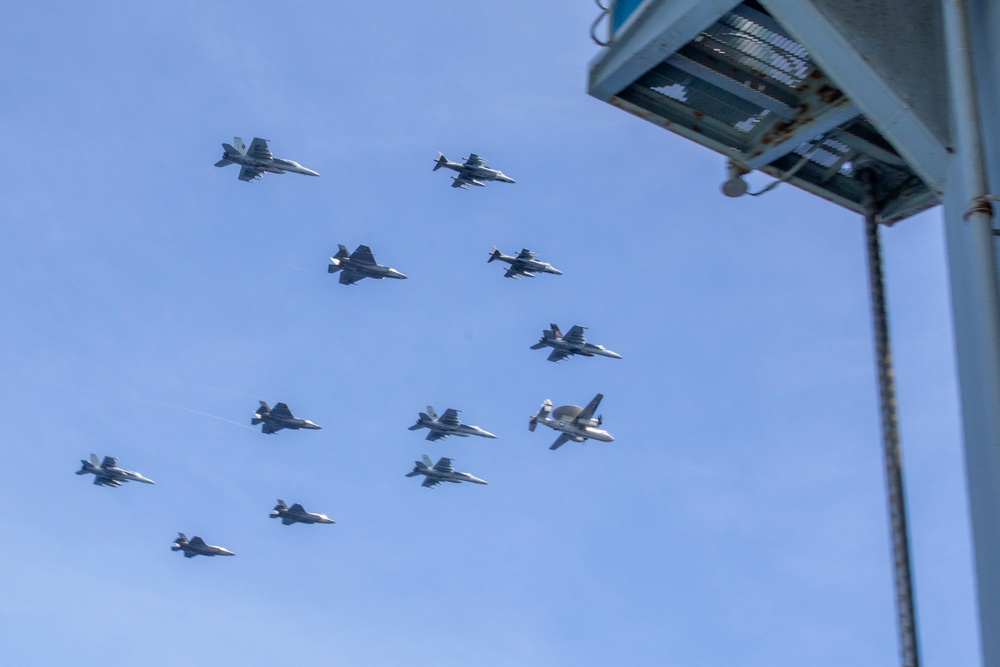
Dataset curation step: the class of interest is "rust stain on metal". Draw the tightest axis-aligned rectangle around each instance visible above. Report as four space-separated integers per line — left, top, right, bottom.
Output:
816 85 843 105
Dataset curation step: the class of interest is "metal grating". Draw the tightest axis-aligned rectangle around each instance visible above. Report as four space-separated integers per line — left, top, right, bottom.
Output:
591 0 938 224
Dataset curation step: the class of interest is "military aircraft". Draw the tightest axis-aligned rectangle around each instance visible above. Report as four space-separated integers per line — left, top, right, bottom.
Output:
406 455 488 488
328 244 408 285
270 500 335 525
172 533 235 558
214 136 320 182
488 247 562 279
76 454 155 487
531 324 623 362
252 401 322 434
433 152 515 189
529 393 614 450
408 406 497 441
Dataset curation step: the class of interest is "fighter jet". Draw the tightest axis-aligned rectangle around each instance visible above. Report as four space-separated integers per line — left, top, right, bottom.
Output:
488 247 562 279
171 533 235 558
531 324 623 362
433 152 515 189
328 244 408 285
214 136 320 182
252 401 322 434
270 500 335 525
406 455 488 488
76 454 155 487
529 393 614 450
408 406 497 441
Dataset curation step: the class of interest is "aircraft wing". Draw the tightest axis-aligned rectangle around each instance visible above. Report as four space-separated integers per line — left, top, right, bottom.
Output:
339 270 364 285
350 245 377 266
238 165 264 182
439 409 461 428
516 248 536 260
504 267 528 278
425 430 447 441
550 433 571 450
433 457 455 473
189 536 207 547
578 393 604 421
282 517 296 525
422 477 443 488
247 137 273 160
184 550 197 558
547 349 570 362
271 403 294 419
100 456 117 469
464 154 486 167
289 503 306 514
451 172 473 188
563 326 587 346
261 422 282 434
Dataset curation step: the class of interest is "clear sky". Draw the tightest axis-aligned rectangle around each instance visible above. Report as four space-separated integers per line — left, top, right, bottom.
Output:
0 2 978 665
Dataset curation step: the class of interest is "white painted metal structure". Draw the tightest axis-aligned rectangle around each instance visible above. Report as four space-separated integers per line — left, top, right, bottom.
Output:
589 2 1000 666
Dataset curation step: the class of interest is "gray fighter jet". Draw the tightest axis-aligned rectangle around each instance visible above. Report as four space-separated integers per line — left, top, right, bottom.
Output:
531 324 623 362
252 401 322 434
270 500 335 525
76 454 155 487
172 533 235 558
433 152 515 189
406 455 488 488
408 406 497 441
214 136 320 182
328 244 408 285
488 247 562 279
529 393 614 450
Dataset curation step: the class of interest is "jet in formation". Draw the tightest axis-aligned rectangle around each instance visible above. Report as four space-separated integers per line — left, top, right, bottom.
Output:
76 454 155 487
172 533 235 558
488 247 562 279
531 324 622 362
406 455 488 488
433 152 515 189
328 244 408 285
408 406 497 441
271 500 335 525
215 136 320 182
252 401 322 434
529 393 614 450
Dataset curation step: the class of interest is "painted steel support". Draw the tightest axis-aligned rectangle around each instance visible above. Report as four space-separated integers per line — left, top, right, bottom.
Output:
860 169 921 667
941 2 1000 666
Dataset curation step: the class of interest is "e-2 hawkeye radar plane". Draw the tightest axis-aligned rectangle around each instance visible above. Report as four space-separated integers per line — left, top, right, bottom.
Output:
328 245 408 285
408 406 497 441
171 533 235 558
531 324 622 362
271 500 335 525
529 393 614 450
488 247 562 279
252 401 322 434
215 136 320 182
406 455 488 488
76 454 155 487
433 152 515 189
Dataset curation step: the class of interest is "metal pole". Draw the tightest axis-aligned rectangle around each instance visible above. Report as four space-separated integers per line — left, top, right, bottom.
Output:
860 168 921 667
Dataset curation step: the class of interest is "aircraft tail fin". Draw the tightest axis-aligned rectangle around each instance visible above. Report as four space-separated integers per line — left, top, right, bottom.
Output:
487 246 502 263
89 454 100 466
258 401 270 413
530 341 547 350
215 158 234 168
425 406 439 421
550 323 562 338
433 152 448 171
274 499 287 510
422 454 434 467
529 399 552 431
75 461 89 474
233 137 248 155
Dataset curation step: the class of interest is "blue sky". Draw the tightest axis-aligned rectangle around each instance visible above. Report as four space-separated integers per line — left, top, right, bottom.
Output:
0 2 978 665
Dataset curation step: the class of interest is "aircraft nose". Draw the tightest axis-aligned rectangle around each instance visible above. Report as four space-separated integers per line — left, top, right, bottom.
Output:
388 269 408 279
550 268 563 275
